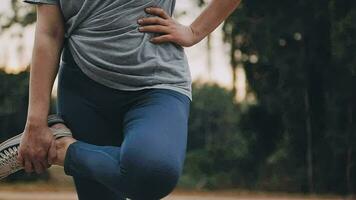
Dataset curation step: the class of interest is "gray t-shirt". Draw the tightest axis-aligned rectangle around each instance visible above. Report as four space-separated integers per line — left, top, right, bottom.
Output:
23 0 193 101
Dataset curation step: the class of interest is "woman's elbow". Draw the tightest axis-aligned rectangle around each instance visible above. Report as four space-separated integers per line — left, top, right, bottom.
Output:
36 5 65 41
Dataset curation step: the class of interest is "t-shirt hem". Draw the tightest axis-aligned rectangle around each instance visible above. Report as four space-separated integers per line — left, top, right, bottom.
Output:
23 0 58 5
73 55 193 102
141 84 192 102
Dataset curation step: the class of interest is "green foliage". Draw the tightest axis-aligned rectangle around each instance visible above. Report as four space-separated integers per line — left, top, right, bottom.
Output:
0 69 29 139
217 0 356 195
180 82 250 189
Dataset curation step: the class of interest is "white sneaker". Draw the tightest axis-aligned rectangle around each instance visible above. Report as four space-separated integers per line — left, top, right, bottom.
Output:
0 114 72 180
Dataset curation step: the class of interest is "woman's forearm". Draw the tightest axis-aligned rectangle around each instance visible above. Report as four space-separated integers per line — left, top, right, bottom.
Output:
190 0 241 43
27 33 64 126
26 6 65 127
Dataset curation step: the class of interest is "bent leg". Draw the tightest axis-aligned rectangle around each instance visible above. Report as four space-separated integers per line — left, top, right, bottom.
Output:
62 88 191 200
120 89 191 199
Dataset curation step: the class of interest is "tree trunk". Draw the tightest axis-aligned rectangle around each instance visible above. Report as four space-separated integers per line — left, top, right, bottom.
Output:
230 34 237 99
232 65 237 99
206 34 212 81
304 90 314 193
346 104 353 195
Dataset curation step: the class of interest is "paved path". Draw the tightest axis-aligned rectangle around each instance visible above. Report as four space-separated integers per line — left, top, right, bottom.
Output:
0 191 344 200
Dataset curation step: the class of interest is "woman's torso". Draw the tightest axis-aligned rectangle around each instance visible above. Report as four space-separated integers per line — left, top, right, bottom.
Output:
58 0 192 100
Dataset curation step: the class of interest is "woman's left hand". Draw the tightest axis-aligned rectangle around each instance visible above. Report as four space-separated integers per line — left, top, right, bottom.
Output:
138 6 199 47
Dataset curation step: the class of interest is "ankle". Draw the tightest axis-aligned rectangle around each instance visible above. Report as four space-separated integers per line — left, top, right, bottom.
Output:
54 137 76 166
48 122 76 166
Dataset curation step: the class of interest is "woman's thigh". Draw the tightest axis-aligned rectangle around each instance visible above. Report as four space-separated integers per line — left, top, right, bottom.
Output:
57 49 126 145
120 88 191 199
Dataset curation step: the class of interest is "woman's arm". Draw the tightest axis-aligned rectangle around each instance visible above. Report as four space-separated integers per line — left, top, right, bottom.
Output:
17 4 65 174
137 0 242 47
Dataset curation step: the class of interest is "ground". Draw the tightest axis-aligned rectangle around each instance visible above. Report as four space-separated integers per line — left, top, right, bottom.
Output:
0 167 348 200
0 186 346 200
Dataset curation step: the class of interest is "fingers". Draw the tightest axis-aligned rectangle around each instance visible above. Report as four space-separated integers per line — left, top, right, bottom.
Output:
138 25 170 34
48 139 57 165
24 158 34 173
18 146 34 173
137 17 169 26
41 159 51 169
17 126 55 175
150 35 174 44
17 151 24 167
145 7 170 19
139 6 177 44
20 148 49 174
33 160 45 174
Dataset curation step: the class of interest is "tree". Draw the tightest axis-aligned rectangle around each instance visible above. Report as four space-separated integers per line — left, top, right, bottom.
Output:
1 0 36 31
220 0 356 195
181 82 248 189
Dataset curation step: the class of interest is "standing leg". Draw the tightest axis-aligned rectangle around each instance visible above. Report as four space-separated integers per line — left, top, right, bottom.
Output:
57 103 126 200
57 51 127 200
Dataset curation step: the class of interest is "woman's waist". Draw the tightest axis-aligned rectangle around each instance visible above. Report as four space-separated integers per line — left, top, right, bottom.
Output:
64 35 185 64
62 39 188 75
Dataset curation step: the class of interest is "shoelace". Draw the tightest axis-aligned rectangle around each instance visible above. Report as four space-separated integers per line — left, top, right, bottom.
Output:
0 146 22 172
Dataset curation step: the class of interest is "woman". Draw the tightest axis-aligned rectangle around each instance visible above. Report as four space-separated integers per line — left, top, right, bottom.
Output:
12 0 241 199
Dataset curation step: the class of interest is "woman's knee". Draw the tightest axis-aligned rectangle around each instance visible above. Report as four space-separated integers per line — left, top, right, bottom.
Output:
122 151 182 199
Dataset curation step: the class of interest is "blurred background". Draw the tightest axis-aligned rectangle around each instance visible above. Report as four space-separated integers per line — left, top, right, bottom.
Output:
0 0 355 199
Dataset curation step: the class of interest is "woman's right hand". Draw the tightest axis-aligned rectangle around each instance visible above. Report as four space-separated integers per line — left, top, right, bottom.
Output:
17 121 57 174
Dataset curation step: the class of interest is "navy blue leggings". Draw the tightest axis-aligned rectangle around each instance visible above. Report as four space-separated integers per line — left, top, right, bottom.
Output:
56 45 191 200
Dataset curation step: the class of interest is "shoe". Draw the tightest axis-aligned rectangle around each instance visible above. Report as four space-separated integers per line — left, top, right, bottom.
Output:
0 114 72 180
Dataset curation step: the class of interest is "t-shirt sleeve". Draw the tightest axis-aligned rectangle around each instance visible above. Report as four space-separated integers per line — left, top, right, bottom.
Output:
23 0 58 5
